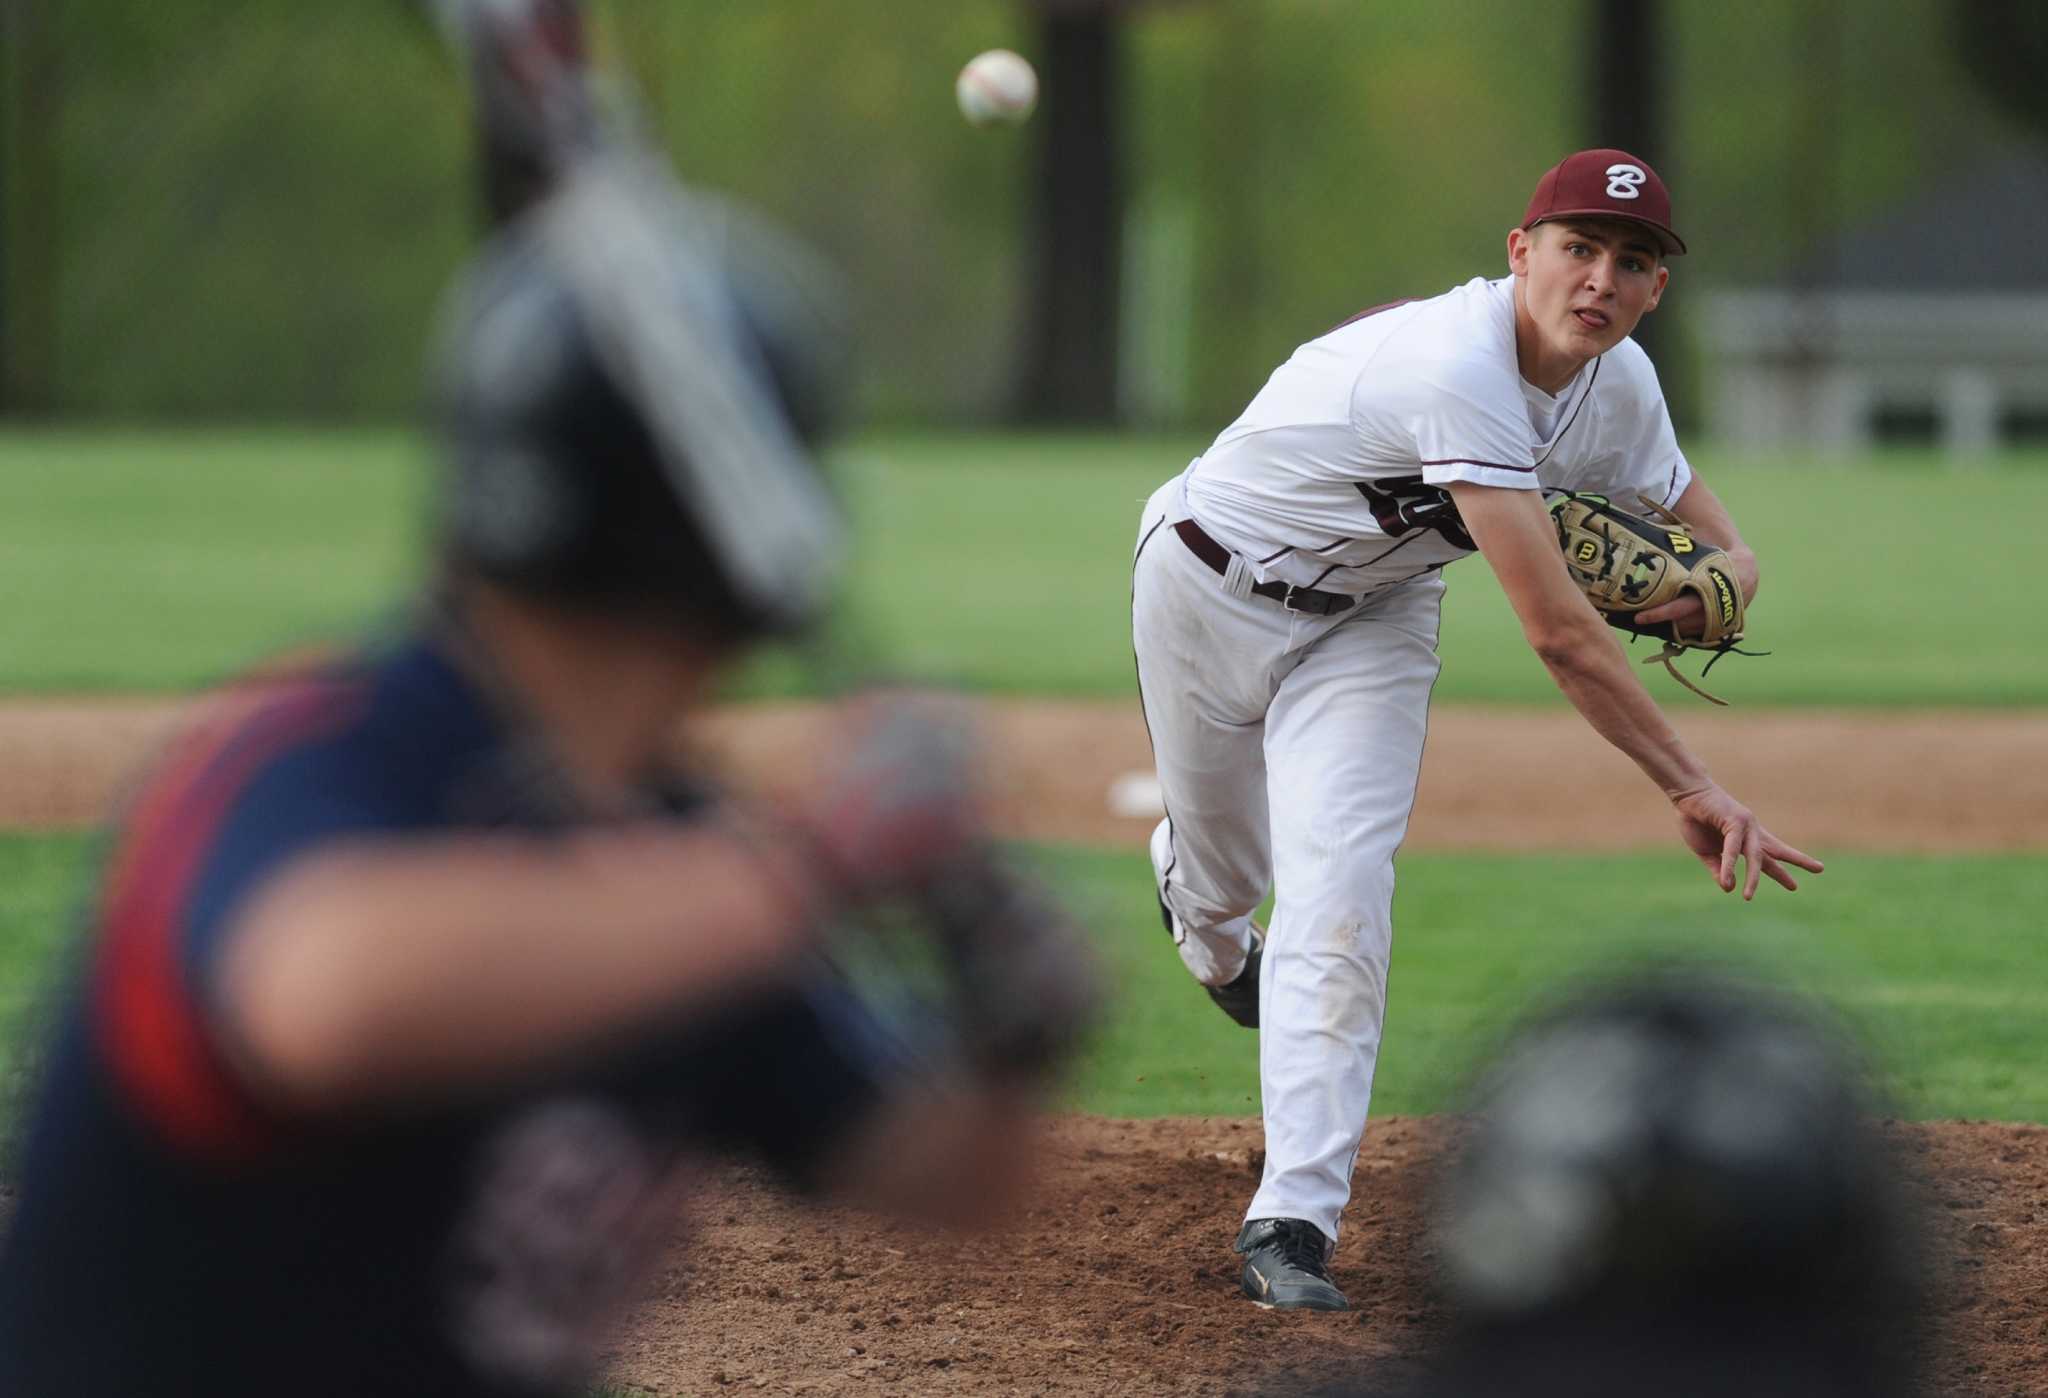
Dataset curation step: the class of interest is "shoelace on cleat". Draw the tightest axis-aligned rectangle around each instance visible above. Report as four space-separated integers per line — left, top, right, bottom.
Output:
1263 1224 1331 1279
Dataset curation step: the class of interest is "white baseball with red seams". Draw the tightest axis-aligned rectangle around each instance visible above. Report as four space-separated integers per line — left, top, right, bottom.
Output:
1131 273 1689 1248
956 49 1038 127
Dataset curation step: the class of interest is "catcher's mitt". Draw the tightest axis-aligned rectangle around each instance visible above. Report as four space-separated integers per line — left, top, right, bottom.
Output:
1548 491 1756 705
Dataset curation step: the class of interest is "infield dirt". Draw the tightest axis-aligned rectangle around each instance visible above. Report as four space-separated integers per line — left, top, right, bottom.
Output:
5 697 2047 850
5 697 2045 1393
606 1114 2048 1396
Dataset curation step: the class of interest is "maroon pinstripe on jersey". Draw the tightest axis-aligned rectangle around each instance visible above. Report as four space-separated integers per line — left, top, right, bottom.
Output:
1327 297 1420 335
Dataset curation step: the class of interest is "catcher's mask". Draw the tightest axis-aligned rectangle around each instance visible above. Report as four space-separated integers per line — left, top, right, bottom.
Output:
430 156 849 644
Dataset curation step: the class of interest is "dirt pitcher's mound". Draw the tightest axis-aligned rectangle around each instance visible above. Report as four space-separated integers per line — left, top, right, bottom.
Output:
5 697 2047 850
607 1114 2047 1396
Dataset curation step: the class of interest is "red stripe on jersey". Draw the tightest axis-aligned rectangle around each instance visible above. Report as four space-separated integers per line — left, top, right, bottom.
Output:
92 673 365 1159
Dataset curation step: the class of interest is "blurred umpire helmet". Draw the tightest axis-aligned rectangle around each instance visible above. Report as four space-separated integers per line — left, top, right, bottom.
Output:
431 155 849 643
1429 971 1924 1398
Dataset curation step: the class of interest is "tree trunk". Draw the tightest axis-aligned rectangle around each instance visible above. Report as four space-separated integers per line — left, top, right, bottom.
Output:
1018 6 1124 424
1951 0 2048 139
1 0 60 416
1589 0 1665 368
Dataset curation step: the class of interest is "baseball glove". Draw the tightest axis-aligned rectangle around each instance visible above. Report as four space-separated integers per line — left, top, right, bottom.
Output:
1548 491 1755 705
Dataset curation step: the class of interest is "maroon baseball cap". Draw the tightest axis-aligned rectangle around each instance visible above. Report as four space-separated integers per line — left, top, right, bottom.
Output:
1521 148 1687 257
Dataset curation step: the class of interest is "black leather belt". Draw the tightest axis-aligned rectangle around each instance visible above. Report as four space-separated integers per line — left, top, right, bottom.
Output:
1172 520 1357 616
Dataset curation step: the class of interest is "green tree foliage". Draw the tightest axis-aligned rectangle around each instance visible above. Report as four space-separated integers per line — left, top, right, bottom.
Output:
13 0 2028 424
47 1 472 418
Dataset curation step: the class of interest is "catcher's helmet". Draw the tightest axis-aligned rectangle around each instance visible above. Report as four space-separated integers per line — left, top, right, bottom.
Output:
1424 970 1923 1398
430 157 848 643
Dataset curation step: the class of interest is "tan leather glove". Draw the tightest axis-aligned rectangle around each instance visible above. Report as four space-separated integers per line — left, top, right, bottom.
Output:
1549 491 1752 705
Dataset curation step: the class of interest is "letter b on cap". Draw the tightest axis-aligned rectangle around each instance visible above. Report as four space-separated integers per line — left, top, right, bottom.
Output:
1605 164 1646 199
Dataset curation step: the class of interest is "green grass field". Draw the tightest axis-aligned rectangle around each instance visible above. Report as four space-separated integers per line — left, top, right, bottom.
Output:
2 429 2043 1129
1036 844 2048 1124
4 428 2046 702
5 836 2045 1123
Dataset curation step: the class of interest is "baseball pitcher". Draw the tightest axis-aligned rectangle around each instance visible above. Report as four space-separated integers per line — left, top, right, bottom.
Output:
1131 149 1823 1311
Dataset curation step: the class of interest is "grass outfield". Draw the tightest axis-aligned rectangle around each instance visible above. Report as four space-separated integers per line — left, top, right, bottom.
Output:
1041 844 2048 1123
6 835 2044 1124
3 428 2045 703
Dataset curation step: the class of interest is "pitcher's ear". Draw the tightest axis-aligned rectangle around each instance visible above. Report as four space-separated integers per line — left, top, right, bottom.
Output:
1506 225 1535 275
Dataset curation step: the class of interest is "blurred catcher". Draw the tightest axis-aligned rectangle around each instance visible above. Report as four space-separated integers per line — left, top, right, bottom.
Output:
1394 973 1927 1397
0 6 1097 1395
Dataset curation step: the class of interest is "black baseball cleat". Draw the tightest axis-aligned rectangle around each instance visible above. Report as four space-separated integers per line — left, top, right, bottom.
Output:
1205 937 1261 1028
1154 893 1262 1029
1150 820 1261 1028
1234 1218 1348 1311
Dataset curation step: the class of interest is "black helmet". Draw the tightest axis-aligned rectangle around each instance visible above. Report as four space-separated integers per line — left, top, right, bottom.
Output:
431 157 848 644
1422 970 1925 1398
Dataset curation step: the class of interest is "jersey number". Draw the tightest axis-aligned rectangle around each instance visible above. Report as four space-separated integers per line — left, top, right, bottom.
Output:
1356 476 1475 552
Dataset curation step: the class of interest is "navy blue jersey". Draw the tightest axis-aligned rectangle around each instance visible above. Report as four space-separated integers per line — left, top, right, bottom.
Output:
0 631 891 1396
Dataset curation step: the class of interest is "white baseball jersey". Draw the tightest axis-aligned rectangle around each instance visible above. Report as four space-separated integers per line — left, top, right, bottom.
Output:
1133 272 1699 1249
1183 275 1691 593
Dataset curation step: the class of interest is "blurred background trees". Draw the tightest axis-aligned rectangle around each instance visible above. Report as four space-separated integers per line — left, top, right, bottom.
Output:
1950 0 2048 143
0 0 2039 430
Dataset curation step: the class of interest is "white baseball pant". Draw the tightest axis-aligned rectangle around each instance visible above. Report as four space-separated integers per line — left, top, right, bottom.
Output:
1131 476 1443 1245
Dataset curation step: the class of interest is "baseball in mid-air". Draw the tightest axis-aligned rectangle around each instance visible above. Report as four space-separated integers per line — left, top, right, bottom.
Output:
956 49 1038 127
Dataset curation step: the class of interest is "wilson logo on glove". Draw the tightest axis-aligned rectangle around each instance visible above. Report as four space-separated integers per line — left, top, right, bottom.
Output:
1547 491 1766 705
